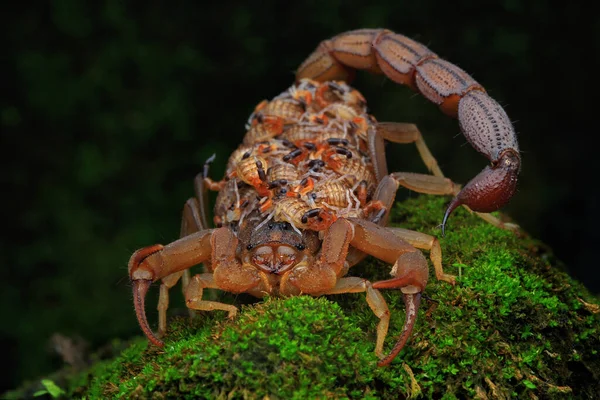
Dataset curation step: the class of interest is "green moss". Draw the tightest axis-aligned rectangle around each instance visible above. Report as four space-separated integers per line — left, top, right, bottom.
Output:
69 297 385 399
8 195 600 399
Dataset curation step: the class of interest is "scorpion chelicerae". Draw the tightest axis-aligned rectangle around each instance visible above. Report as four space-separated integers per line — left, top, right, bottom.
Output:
129 29 520 366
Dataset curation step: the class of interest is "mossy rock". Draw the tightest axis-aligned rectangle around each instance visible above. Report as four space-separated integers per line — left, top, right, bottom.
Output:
6 195 600 399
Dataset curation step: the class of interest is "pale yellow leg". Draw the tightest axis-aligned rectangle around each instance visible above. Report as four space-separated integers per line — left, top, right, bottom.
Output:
157 271 186 336
388 227 456 285
390 172 458 195
376 122 443 177
185 273 238 318
370 173 457 227
324 277 390 357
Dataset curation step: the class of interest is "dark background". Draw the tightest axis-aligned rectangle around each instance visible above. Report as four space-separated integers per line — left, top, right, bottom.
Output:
2 0 598 393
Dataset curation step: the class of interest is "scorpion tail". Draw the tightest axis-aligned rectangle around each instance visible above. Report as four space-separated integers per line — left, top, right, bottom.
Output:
442 149 520 236
296 30 522 233
442 148 520 235
442 89 521 234
377 293 421 367
133 279 165 347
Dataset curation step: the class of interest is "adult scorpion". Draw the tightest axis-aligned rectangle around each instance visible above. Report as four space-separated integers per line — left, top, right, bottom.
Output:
129 29 520 366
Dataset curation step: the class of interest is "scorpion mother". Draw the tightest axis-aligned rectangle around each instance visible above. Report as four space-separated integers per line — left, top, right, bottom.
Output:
129 29 520 366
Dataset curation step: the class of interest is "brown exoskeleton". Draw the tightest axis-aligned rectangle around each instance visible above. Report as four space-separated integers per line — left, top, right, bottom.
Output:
129 29 520 366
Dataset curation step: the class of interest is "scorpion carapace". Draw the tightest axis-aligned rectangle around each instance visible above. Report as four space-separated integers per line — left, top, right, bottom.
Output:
129 29 520 367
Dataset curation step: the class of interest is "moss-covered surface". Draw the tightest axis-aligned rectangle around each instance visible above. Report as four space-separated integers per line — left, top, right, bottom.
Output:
5 195 600 399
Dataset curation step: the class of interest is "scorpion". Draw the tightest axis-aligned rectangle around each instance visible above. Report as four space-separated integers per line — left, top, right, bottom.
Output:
129 29 520 366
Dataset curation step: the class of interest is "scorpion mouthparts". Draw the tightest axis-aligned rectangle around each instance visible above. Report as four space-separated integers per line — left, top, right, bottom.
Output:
133 279 164 347
441 150 520 236
377 293 421 367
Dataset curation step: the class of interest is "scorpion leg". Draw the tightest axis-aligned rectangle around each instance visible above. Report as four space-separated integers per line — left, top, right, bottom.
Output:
297 29 521 230
372 122 443 180
184 273 238 318
195 163 213 232
193 168 215 280
388 227 455 285
321 277 390 358
129 228 214 346
370 173 458 228
346 217 429 366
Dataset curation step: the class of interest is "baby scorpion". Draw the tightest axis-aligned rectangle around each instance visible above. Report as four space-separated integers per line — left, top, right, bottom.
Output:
129 29 520 366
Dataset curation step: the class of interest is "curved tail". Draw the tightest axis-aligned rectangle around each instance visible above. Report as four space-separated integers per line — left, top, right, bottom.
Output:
296 29 520 231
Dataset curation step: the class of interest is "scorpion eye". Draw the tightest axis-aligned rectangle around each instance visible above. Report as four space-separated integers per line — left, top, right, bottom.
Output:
295 243 305 251
246 244 254 250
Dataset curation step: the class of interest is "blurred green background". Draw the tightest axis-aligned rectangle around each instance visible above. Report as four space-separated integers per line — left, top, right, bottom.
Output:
2 0 598 392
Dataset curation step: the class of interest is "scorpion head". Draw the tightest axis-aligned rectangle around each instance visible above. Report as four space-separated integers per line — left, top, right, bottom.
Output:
238 218 320 276
248 243 300 275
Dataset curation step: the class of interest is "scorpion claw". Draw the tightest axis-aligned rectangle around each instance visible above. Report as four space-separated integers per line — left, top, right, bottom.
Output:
133 279 164 347
442 149 520 235
377 293 421 367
